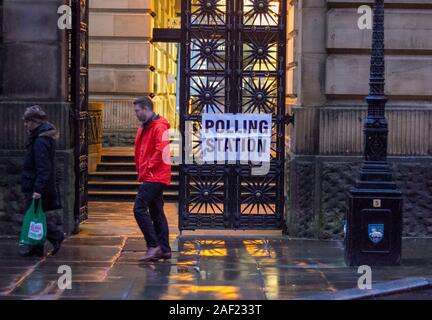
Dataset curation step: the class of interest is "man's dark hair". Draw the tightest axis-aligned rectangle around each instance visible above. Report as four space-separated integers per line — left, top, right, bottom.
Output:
133 96 154 111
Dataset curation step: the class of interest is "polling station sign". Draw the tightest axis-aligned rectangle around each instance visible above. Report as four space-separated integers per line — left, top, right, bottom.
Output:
201 113 272 162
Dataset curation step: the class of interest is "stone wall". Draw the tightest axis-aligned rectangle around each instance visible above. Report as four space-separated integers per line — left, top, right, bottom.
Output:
0 1 77 236
0 102 76 236
292 106 432 156
98 99 139 147
0 0 68 100
0 102 73 149
288 0 432 106
326 0 432 102
288 156 432 239
0 150 75 236
103 129 137 147
287 104 432 239
286 0 432 238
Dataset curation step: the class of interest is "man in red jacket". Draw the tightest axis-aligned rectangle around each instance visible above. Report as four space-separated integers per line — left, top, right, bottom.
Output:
133 96 171 262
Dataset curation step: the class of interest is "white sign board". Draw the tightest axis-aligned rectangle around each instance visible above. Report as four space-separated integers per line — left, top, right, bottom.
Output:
201 113 272 162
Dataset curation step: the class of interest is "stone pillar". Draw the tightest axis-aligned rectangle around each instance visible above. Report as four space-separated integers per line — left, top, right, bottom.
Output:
297 0 327 107
0 0 75 235
285 0 327 238
1 0 68 100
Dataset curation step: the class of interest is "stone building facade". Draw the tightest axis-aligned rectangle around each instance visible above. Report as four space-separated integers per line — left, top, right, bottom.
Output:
0 0 431 238
88 0 179 147
286 0 432 239
0 0 76 235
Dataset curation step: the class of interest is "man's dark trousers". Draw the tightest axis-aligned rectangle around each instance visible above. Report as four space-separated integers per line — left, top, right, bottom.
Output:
133 182 171 253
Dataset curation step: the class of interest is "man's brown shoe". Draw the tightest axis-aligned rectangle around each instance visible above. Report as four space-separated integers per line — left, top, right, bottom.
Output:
161 252 172 260
139 246 162 262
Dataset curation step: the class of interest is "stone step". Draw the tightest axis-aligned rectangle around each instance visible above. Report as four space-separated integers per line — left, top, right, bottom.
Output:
101 154 135 163
96 162 179 172
88 180 179 191
88 190 178 202
101 153 179 163
88 149 180 202
88 171 179 182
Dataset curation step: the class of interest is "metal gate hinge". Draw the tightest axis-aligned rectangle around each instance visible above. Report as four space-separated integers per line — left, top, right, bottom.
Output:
71 110 88 121
284 112 295 125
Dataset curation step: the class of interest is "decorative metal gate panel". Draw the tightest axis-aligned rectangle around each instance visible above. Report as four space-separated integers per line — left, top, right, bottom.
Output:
179 0 287 230
70 0 89 228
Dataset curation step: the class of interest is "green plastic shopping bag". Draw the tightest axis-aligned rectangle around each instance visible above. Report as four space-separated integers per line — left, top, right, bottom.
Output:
19 199 47 246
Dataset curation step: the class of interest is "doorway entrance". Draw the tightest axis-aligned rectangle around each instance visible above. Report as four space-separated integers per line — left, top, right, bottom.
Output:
178 0 288 230
72 0 289 233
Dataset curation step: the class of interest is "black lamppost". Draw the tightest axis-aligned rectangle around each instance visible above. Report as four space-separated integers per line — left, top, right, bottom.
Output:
345 0 403 266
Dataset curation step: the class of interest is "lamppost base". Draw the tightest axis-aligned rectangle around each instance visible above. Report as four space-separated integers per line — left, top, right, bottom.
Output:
345 0 403 267
345 186 403 267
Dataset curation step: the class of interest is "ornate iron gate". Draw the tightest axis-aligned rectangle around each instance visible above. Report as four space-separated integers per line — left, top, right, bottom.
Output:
179 0 287 230
70 0 89 229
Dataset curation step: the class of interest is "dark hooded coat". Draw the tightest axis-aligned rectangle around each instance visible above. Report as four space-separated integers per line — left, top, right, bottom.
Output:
21 122 62 212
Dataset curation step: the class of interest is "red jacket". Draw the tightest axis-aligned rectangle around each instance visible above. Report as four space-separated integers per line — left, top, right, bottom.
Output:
134 115 171 185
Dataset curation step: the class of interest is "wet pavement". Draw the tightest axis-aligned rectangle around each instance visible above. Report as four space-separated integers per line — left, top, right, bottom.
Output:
1 201 432 300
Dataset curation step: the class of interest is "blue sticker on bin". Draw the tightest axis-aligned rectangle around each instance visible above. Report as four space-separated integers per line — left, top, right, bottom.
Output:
368 224 384 244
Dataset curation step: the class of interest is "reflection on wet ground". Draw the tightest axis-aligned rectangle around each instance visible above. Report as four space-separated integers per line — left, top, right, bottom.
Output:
1 202 432 300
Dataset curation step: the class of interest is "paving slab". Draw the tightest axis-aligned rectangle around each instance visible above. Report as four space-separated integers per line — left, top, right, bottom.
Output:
2 202 432 300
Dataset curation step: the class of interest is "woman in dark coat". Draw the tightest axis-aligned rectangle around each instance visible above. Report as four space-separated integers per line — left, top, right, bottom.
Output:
19 105 65 257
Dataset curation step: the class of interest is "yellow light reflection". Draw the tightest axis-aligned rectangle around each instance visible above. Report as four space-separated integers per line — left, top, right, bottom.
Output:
181 250 200 256
170 273 195 282
243 240 270 257
182 242 196 250
182 248 227 257
199 240 225 246
181 240 228 257
161 285 239 300
264 273 279 298
177 260 196 266
200 248 227 257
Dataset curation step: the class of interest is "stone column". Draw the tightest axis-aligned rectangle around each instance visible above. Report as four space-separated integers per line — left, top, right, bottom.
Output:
286 0 327 238
0 0 75 235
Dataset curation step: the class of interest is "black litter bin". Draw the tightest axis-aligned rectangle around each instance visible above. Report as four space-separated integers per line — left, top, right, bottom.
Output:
345 187 403 266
